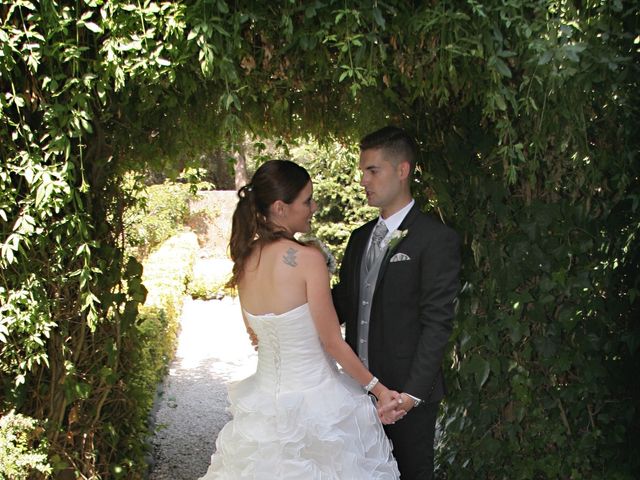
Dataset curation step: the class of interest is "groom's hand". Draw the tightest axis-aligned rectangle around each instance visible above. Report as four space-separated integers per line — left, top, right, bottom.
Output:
396 393 416 414
376 390 406 425
246 327 258 350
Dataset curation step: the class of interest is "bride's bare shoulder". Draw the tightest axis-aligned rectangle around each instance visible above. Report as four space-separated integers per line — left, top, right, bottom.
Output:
270 239 324 269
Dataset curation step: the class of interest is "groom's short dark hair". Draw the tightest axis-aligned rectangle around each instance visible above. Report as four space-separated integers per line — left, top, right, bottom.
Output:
359 126 418 174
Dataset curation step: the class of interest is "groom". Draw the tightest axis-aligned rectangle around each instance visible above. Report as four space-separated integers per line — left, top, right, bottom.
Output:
333 126 461 479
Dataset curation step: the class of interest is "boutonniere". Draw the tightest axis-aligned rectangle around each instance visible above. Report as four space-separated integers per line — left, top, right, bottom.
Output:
297 234 338 274
387 229 408 252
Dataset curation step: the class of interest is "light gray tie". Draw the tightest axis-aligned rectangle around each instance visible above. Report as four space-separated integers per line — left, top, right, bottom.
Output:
365 222 388 271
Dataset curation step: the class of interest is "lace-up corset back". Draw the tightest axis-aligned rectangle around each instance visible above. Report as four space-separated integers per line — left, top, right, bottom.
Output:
243 303 335 393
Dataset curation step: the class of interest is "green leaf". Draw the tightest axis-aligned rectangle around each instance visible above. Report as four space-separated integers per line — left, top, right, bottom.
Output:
372 8 386 28
217 0 229 13
84 21 102 34
537 50 553 65
3 244 15 264
24 166 34 184
211 23 230 37
563 43 586 62
469 356 491 389
493 57 512 78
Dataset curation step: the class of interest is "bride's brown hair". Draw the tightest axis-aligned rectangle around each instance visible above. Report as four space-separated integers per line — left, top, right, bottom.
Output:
227 160 311 287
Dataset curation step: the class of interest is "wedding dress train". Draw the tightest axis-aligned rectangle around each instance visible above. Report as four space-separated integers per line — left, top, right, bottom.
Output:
199 303 399 479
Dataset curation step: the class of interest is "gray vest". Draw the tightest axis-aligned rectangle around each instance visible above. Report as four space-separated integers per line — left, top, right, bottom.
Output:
356 244 388 368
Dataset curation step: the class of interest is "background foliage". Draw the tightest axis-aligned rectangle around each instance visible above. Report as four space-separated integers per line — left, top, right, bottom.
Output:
1 0 638 478
123 179 198 259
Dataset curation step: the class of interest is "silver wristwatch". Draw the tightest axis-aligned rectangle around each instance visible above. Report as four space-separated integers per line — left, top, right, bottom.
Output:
406 393 422 407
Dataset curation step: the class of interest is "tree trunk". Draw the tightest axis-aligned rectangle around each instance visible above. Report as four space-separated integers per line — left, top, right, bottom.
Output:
234 143 248 190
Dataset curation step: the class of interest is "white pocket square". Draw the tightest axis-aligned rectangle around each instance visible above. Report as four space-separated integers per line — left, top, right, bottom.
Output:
390 252 411 263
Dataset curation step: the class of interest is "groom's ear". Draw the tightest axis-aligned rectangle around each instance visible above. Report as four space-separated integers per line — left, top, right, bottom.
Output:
397 160 411 180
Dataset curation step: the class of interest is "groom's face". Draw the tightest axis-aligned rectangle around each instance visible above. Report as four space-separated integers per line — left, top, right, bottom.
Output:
359 148 405 212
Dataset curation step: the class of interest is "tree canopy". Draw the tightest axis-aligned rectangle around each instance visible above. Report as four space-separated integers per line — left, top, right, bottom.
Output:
1 0 638 477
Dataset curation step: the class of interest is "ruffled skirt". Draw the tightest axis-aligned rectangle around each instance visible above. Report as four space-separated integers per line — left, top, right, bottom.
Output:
200 369 399 479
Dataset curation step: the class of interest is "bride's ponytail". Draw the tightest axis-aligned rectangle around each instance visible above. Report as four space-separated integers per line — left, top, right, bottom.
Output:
227 160 310 288
228 184 257 287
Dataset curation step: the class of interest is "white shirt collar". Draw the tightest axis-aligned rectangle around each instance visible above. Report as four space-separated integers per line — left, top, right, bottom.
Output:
375 199 415 243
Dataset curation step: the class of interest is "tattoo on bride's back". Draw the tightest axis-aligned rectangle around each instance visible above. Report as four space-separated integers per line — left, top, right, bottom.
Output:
283 248 298 267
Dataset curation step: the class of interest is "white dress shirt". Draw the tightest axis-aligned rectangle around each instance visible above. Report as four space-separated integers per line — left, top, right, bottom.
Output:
368 199 415 249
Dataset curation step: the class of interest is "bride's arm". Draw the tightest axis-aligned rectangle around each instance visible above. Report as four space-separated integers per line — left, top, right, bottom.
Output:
303 248 396 402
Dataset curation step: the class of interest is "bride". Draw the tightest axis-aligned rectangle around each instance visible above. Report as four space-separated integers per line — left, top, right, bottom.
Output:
199 160 401 479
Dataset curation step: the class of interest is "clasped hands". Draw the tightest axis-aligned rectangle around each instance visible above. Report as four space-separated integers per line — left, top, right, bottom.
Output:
376 390 413 425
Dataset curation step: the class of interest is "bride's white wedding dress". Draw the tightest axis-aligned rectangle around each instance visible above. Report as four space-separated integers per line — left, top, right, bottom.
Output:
199 303 399 479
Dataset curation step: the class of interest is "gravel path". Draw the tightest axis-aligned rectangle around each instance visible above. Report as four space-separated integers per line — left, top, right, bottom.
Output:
148 295 257 480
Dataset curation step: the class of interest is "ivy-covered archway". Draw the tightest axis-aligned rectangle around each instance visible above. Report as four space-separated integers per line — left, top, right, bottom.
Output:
1 1 638 478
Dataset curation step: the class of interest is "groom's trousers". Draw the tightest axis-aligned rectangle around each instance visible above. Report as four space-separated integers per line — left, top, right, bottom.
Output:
384 400 440 480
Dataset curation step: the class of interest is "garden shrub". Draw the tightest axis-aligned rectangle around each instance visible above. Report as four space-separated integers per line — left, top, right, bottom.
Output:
139 231 199 361
186 201 221 249
124 181 197 260
100 231 199 477
186 259 233 300
0 410 51 480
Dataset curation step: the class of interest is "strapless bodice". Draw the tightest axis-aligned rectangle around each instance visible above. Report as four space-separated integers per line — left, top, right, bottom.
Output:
244 303 338 393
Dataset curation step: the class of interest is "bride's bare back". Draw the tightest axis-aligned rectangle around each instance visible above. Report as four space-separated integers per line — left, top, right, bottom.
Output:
237 239 313 316
235 236 392 403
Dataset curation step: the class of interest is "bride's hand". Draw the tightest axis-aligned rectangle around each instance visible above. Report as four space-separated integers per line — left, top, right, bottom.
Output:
376 390 406 425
